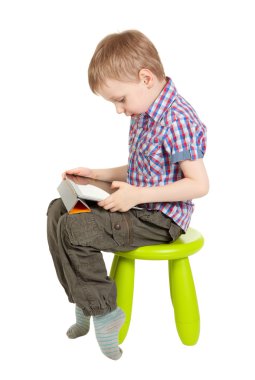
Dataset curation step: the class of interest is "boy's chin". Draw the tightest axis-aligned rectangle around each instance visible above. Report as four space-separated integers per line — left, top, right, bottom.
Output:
127 112 139 117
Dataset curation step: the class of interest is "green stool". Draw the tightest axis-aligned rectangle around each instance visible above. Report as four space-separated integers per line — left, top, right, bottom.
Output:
110 227 204 345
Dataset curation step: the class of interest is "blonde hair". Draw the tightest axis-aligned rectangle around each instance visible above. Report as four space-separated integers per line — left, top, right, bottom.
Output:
88 30 165 93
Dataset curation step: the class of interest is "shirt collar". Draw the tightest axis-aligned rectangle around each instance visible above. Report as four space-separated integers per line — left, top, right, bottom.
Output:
146 77 177 122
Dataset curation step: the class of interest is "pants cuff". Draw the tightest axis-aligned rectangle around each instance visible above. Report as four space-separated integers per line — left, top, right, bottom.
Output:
80 300 117 317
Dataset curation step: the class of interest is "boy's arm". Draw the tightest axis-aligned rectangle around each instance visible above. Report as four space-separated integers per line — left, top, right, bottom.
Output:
91 165 128 182
98 159 209 212
136 159 209 203
63 165 128 182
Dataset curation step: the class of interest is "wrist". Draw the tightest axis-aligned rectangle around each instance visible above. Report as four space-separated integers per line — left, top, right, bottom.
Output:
135 186 148 205
135 185 163 205
90 169 98 180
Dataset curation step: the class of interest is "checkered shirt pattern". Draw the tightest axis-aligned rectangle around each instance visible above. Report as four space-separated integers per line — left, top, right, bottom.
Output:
127 77 207 231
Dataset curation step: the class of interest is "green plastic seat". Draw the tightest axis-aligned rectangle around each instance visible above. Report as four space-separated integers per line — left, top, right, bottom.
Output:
110 227 204 345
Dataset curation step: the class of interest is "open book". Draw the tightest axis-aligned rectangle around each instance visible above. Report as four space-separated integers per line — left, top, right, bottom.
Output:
57 175 116 214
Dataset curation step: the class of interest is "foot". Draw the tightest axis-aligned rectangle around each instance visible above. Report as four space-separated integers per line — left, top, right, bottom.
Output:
66 305 90 339
93 307 125 360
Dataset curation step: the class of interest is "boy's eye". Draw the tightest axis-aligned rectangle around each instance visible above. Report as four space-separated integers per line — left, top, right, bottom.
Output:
119 98 125 103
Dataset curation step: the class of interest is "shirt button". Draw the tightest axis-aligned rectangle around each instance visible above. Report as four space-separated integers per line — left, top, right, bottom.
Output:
114 224 121 230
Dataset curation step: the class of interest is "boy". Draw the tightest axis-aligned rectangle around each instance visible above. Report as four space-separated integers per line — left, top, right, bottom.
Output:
47 30 209 360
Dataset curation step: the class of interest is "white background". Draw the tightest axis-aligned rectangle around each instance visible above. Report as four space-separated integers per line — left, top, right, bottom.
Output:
1 0 254 378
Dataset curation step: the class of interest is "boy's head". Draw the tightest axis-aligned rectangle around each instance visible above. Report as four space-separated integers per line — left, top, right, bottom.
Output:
88 30 166 116
88 30 165 93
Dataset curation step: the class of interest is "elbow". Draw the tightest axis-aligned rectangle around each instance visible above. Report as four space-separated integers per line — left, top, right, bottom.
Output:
198 178 210 198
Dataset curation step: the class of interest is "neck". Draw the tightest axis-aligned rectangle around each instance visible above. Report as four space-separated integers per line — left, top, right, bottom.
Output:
152 77 167 102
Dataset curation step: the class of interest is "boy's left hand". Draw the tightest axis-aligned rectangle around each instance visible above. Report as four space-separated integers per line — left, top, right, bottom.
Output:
98 181 140 212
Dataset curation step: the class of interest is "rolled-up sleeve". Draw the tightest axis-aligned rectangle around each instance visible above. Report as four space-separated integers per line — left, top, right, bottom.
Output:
163 118 207 163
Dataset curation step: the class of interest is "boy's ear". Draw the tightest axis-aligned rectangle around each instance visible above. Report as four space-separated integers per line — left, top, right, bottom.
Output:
138 69 154 88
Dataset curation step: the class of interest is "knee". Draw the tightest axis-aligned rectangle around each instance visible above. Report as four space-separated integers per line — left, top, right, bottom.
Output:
47 198 66 222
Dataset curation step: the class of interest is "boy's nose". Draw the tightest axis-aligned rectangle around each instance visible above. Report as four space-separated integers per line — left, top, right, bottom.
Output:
115 104 124 114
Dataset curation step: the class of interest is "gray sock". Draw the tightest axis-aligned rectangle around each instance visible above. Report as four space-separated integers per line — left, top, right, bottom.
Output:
66 305 90 339
93 307 125 360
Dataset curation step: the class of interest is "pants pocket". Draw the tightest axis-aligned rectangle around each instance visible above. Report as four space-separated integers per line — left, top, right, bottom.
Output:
137 209 171 230
64 213 104 247
137 209 182 242
169 222 183 242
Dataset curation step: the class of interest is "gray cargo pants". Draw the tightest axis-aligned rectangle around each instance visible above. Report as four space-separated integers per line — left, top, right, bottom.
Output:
47 198 182 316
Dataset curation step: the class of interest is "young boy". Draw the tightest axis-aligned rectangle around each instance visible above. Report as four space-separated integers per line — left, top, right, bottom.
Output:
47 30 209 360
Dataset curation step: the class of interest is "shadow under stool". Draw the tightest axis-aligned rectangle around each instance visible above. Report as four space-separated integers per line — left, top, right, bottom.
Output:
110 227 204 345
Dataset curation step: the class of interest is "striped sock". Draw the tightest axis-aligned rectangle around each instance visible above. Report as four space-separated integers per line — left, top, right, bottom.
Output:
66 305 90 339
93 307 125 360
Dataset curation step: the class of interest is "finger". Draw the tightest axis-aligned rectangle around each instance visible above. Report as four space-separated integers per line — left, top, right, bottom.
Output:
111 206 128 212
98 198 109 207
102 202 116 211
109 207 119 212
66 168 80 176
111 181 121 189
97 197 112 208
66 170 77 176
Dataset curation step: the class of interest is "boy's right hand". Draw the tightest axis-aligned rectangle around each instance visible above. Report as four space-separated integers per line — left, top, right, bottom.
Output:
62 167 93 179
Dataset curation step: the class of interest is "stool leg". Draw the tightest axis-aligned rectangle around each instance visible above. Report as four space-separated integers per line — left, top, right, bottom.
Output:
110 255 119 279
168 258 200 345
169 260 174 305
110 255 135 344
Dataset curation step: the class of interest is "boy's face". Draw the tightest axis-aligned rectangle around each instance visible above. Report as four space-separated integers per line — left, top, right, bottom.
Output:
98 78 155 117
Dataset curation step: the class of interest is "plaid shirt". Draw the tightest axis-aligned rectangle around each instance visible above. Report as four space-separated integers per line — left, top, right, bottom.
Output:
127 77 207 231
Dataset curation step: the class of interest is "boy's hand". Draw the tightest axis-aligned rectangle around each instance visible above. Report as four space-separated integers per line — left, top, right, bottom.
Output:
62 167 92 179
98 181 140 212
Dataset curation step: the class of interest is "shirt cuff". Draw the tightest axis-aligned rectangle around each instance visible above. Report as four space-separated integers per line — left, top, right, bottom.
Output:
171 149 204 163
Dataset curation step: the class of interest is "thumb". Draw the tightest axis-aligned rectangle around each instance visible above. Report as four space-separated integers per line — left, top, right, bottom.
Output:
111 181 122 189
